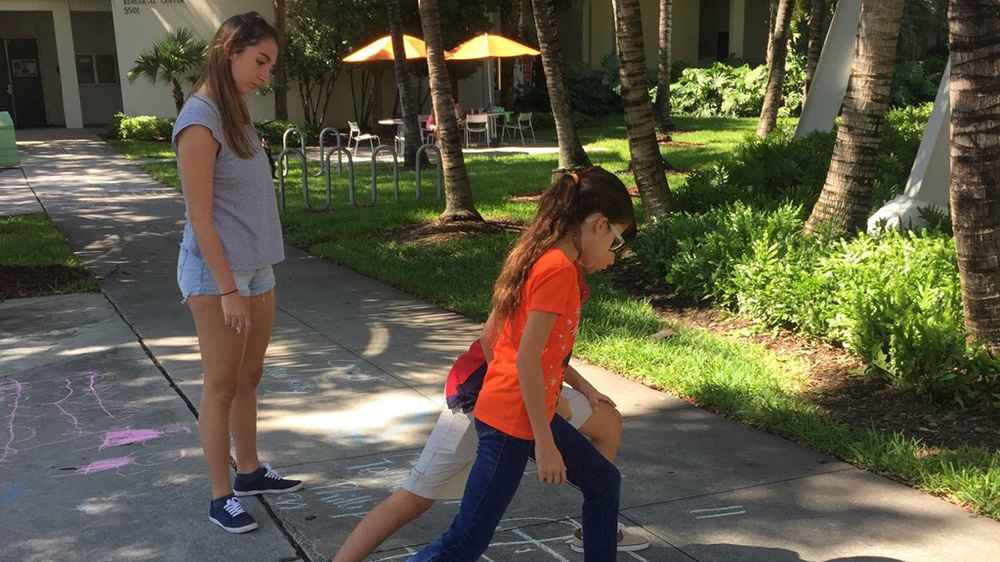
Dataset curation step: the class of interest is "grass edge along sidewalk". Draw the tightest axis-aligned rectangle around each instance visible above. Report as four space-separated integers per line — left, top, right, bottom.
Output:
0 212 97 301
112 117 999 521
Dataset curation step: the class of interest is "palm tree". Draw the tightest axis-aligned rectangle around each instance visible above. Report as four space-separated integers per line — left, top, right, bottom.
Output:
530 0 592 179
804 0 905 235
388 0 424 169
273 0 288 120
499 0 521 110
805 0 827 98
127 28 208 115
949 0 1000 354
418 0 482 222
612 0 676 220
757 0 795 138
653 0 674 136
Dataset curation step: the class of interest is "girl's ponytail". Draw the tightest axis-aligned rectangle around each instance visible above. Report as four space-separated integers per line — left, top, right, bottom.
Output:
489 167 634 336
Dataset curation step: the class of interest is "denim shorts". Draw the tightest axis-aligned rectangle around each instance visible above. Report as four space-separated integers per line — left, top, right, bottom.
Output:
177 246 275 302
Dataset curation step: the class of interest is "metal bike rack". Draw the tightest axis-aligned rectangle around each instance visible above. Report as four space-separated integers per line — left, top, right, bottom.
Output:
280 128 307 179
325 146 356 206
361 144 399 206
276 147 332 212
317 127 341 175
414 144 443 202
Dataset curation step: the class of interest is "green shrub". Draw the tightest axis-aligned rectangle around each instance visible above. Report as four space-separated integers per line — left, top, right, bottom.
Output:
891 57 946 107
254 120 318 146
671 55 805 119
111 113 175 141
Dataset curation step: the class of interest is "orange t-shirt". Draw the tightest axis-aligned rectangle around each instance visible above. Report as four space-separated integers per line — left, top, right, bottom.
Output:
474 249 582 440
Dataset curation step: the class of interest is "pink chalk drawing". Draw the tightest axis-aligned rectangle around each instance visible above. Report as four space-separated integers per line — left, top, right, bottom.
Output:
1 379 25 464
99 424 191 450
69 449 188 476
87 371 116 419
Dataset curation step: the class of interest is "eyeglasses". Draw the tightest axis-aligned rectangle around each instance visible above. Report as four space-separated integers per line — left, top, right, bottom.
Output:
608 222 626 253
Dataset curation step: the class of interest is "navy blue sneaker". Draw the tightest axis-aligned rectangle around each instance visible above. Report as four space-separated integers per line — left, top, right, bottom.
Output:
233 462 303 496
209 494 258 533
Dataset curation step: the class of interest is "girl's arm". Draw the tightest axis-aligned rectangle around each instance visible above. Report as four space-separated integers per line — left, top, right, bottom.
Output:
516 310 566 485
478 312 498 363
563 365 616 408
176 125 251 332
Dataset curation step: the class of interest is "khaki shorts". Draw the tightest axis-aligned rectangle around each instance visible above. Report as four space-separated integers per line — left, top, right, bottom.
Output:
402 386 593 500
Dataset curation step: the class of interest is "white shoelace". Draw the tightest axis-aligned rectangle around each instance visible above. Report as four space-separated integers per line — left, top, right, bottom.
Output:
262 462 283 480
223 497 247 517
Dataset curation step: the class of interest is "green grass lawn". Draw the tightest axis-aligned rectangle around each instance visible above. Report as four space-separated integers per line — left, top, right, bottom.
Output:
0 213 96 298
114 115 1000 519
107 139 176 160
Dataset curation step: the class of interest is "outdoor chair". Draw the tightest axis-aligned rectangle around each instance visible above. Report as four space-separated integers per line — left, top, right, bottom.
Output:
465 114 490 147
501 112 536 145
347 121 380 156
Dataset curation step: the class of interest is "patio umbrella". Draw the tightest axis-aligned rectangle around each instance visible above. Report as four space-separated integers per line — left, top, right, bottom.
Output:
343 34 427 62
446 33 540 107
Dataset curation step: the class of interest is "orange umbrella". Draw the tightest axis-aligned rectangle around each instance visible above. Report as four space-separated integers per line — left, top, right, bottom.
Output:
343 34 427 62
446 33 540 60
446 34 540 107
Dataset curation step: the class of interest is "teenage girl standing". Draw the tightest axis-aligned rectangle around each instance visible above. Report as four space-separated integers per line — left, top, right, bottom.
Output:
173 12 302 533
406 166 636 562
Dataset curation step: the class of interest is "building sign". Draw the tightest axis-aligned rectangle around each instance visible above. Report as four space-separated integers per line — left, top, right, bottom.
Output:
11 59 37 77
122 0 186 16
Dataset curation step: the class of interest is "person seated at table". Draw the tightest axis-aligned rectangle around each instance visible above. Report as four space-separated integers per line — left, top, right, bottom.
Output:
426 96 466 132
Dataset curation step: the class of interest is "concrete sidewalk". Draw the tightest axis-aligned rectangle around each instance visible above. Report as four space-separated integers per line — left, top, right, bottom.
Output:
2 129 998 562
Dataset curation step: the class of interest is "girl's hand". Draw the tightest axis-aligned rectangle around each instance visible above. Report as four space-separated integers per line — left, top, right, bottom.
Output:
586 390 616 409
222 292 251 335
534 440 566 485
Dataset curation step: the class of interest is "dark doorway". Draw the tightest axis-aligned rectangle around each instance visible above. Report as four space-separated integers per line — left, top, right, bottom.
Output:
1 39 47 127
717 31 730 61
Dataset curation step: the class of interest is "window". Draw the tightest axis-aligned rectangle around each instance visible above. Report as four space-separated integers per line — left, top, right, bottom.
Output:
76 54 118 84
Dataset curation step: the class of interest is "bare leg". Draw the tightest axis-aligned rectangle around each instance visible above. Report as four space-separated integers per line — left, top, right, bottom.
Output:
189 294 250 499
331 489 435 562
230 290 275 474
577 402 623 463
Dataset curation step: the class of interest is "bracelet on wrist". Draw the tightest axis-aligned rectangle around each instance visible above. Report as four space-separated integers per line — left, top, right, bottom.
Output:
220 289 239 296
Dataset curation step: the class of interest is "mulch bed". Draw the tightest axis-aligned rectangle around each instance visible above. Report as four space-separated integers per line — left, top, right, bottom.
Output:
0 265 93 301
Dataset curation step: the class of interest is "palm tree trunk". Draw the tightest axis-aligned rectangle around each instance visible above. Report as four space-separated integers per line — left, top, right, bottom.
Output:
949 0 1000 354
805 0 826 98
387 0 425 169
418 0 482 222
804 0 905 236
612 0 676 221
172 79 184 115
273 0 288 121
499 0 521 110
653 0 674 136
530 0 591 179
757 0 794 138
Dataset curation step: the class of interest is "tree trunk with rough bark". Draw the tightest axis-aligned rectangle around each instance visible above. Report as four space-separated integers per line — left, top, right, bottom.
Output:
805 0 826 98
530 0 591 180
419 0 482 221
804 0 905 236
757 0 794 138
499 0 520 110
949 0 1000 354
388 0 425 169
612 0 676 220
653 0 674 136
273 0 288 120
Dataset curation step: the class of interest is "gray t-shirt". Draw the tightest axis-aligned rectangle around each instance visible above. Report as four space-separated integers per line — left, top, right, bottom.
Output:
172 93 284 270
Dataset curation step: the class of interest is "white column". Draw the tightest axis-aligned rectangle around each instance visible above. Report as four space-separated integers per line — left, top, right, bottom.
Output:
794 0 862 139
729 0 746 58
52 3 84 128
867 61 951 233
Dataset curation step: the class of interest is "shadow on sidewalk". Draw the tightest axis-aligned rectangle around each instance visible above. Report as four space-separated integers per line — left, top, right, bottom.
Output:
681 544 904 562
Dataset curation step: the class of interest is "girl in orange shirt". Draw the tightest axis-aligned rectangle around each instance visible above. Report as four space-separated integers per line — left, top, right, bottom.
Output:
406 167 636 562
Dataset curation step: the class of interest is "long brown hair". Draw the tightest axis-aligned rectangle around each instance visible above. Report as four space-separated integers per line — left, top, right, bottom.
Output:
191 12 277 159
490 166 635 334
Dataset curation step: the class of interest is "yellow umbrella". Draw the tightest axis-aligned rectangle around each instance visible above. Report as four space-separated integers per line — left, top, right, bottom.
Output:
343 34 427 62
446 34 540 107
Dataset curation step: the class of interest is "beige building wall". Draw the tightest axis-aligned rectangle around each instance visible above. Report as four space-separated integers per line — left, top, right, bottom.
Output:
72 10 123 125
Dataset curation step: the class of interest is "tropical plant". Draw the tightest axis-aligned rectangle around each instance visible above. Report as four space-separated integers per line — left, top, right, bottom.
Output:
758 0 795 137
387 0 424 168
127 28 208 115
652 0 674 135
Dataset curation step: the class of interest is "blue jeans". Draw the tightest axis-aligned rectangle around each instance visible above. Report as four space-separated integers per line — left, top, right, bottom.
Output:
406 416 621 562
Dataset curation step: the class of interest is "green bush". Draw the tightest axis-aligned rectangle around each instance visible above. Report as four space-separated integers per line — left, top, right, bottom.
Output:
671 55 805 119
108 113 175 141
891 56 946 107
254 120 318 146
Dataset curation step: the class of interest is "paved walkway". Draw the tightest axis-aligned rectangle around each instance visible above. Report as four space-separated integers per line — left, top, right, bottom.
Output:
2 128 999 562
